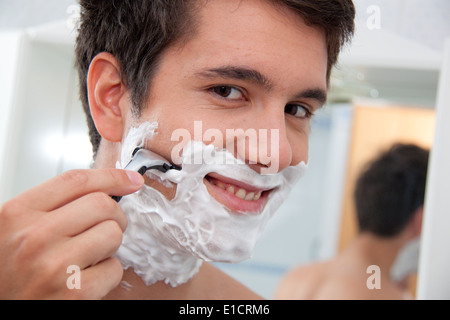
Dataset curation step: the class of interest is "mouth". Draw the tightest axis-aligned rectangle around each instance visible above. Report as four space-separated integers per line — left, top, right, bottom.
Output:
203 173 272 215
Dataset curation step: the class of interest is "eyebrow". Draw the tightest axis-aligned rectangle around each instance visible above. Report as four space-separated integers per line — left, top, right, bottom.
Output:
195 66 274 91
295 88 328 106
194 65 327 106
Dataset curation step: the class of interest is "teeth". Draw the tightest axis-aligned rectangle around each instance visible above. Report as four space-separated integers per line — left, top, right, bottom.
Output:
226 185 235 194
245 192 255 201
211 179 263 201
235 188 246 200
216 182 226 190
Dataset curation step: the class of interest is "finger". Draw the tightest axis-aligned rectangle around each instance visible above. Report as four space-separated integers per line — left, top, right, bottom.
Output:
48 191 127 237
15 169 144 212
63 258 123 300
64 219 124 270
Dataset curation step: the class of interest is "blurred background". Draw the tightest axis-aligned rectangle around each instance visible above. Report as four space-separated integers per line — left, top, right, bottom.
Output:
1 0 449 299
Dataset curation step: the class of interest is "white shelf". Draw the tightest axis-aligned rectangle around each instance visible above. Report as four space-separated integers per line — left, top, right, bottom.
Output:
331 26 443 107
339 25 442 71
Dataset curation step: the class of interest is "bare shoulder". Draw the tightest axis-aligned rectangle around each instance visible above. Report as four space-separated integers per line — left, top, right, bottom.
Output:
302 266 407 300
195 263 263 300
316 278 407 300
276 265 369 300
274 261 333 300
274 258 410 300
311 269 367 299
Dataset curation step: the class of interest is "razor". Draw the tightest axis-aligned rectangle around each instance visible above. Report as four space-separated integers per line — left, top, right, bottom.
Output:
112 147 181 202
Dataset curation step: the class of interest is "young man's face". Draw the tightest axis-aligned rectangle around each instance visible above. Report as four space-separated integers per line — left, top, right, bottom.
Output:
124 0 328 213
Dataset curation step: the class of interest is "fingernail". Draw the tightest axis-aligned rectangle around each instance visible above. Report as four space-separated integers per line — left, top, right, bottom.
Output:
126 170 144 186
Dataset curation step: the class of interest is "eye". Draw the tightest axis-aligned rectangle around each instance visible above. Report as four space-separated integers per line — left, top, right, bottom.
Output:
284 104 311 119
210 86 245 100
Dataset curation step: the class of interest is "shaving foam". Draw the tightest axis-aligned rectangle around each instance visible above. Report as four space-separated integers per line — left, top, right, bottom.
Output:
115 122 307 287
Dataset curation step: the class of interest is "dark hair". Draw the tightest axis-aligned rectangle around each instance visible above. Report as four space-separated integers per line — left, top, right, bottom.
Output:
75 0 355 157
354 144 430 237
273 0 355 84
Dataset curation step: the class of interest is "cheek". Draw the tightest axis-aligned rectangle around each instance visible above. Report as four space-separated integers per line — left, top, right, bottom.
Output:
152 131 184 164
132 112 183 162
144 117 221 164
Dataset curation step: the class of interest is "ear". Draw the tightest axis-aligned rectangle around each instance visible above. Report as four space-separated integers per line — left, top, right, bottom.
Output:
87 52 128 142
410 206 424 237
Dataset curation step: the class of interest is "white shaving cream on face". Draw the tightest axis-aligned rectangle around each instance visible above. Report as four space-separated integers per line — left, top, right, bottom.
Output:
115 122 307 287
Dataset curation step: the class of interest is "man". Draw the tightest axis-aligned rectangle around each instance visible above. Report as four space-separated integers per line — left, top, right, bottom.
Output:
275 144 429 300
0 0 355 299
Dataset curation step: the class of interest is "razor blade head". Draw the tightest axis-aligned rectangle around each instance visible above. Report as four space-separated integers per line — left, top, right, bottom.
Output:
125 148 181 173
113 148 180 203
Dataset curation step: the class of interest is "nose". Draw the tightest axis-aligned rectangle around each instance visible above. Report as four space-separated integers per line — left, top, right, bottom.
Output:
233 107 295 175
260 115 293 175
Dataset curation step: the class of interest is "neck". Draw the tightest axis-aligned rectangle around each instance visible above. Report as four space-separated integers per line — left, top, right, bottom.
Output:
92 141 122 169
347 231 411 272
